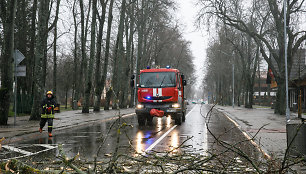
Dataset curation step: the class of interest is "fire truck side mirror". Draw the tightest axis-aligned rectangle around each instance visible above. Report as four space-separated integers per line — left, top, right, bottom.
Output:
130 79 135 88
182 80 187 86
181 74 185 79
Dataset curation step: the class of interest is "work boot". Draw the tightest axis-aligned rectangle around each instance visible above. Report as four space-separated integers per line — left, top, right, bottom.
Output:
48 132 53 137
39 128 42 133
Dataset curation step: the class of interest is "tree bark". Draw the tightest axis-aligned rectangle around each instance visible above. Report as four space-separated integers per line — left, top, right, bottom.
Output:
53 23 57 96
82 0 97 113
102 0 114 110
30 0 50 120
126 0 135 108
0 0 17 125
27 0 37 96
72 0 79 110
79 0 87 103
93 0 107 112
112 0 126 109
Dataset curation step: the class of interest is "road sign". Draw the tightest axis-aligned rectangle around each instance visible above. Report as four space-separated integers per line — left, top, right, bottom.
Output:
14 50 25 65
15 65 26 77
16 71 26 77
16 65 26 72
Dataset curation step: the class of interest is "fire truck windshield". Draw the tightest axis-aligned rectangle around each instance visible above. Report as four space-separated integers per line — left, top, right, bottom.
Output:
140 72 176 88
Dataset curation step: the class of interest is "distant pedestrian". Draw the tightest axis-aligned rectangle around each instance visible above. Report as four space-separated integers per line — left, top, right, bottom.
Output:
39 91 57 137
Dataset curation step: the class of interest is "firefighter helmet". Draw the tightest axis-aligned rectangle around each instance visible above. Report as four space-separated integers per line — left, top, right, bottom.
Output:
46 91 53 95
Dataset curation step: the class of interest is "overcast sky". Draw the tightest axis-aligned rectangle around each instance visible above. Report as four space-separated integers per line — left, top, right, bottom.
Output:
176 0 209 88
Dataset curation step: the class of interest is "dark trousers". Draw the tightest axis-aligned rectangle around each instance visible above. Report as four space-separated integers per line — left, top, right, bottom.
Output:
40 118 53 133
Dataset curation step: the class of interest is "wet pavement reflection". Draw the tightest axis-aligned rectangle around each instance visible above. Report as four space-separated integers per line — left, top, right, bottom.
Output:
2 104 260 163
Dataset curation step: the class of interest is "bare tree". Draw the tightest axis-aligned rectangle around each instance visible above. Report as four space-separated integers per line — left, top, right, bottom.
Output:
93 0 108 112
103 0 115 110
72 0 80 110
30 0 60 120
27 0 37 96
125 0 136 108
197 0 306 114
82 0 98 113
111 0 127 109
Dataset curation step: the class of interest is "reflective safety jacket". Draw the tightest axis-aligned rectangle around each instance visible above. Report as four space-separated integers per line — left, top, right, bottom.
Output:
41 96 57 118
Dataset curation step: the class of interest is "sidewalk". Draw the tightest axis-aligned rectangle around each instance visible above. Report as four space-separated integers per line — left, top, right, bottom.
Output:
213 105 304 159
0 108 135 145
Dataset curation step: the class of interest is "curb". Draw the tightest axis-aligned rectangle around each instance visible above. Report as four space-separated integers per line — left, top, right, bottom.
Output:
213 107 272 160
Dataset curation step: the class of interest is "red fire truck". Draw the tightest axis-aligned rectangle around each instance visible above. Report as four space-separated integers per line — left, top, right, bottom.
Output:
131 66 187 126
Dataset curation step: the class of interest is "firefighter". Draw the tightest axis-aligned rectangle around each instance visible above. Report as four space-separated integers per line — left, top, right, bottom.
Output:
39 91 57 137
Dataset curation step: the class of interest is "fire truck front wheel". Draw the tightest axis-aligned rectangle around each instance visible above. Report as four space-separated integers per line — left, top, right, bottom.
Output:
174 113 182 125
146 115 153 126
137 114 146 126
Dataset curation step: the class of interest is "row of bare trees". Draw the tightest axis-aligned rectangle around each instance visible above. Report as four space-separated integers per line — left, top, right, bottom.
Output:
204 27 260 108
198 0 306 113
0 0 195 125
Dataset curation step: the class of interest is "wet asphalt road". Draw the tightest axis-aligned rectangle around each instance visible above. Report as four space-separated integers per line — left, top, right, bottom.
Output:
1 104 259 162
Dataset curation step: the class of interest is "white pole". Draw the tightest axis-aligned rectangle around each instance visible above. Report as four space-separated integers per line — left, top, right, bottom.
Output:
284 0 290 122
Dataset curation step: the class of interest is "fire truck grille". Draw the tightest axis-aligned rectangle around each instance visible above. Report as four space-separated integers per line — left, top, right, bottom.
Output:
144 96 171 100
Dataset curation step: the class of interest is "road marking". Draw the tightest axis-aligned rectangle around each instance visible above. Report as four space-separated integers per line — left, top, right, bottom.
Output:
144 105 197 154
2 145 34 156
1 144 59 161
122 113 135 117
36 144 57 150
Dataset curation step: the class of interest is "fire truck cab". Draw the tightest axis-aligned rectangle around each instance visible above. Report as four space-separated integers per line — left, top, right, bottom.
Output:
131 66 187 126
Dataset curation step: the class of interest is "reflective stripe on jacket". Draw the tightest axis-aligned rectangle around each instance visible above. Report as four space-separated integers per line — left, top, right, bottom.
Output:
41 96 57 118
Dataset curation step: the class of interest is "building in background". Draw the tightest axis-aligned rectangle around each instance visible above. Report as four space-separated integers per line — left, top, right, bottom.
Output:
269 49 306 111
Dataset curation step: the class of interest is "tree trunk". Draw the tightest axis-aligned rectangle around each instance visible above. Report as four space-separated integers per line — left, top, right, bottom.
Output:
30 0 50 120
104 88 112 110
0 0 17 125
112 35 120 110
79 0 87 103
72 0 79 110
112 0 126 110
27 0 37 96
126 1 135 108
93 0 107 112
129 44 135 107
118 0 127 108
65 87 68 109
82 0 97 113
102 0 114 110
275 78 286 115
53 23 57 96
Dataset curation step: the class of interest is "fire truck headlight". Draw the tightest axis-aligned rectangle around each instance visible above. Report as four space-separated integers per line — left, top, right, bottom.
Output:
172 103 180 108
136 104 144 109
